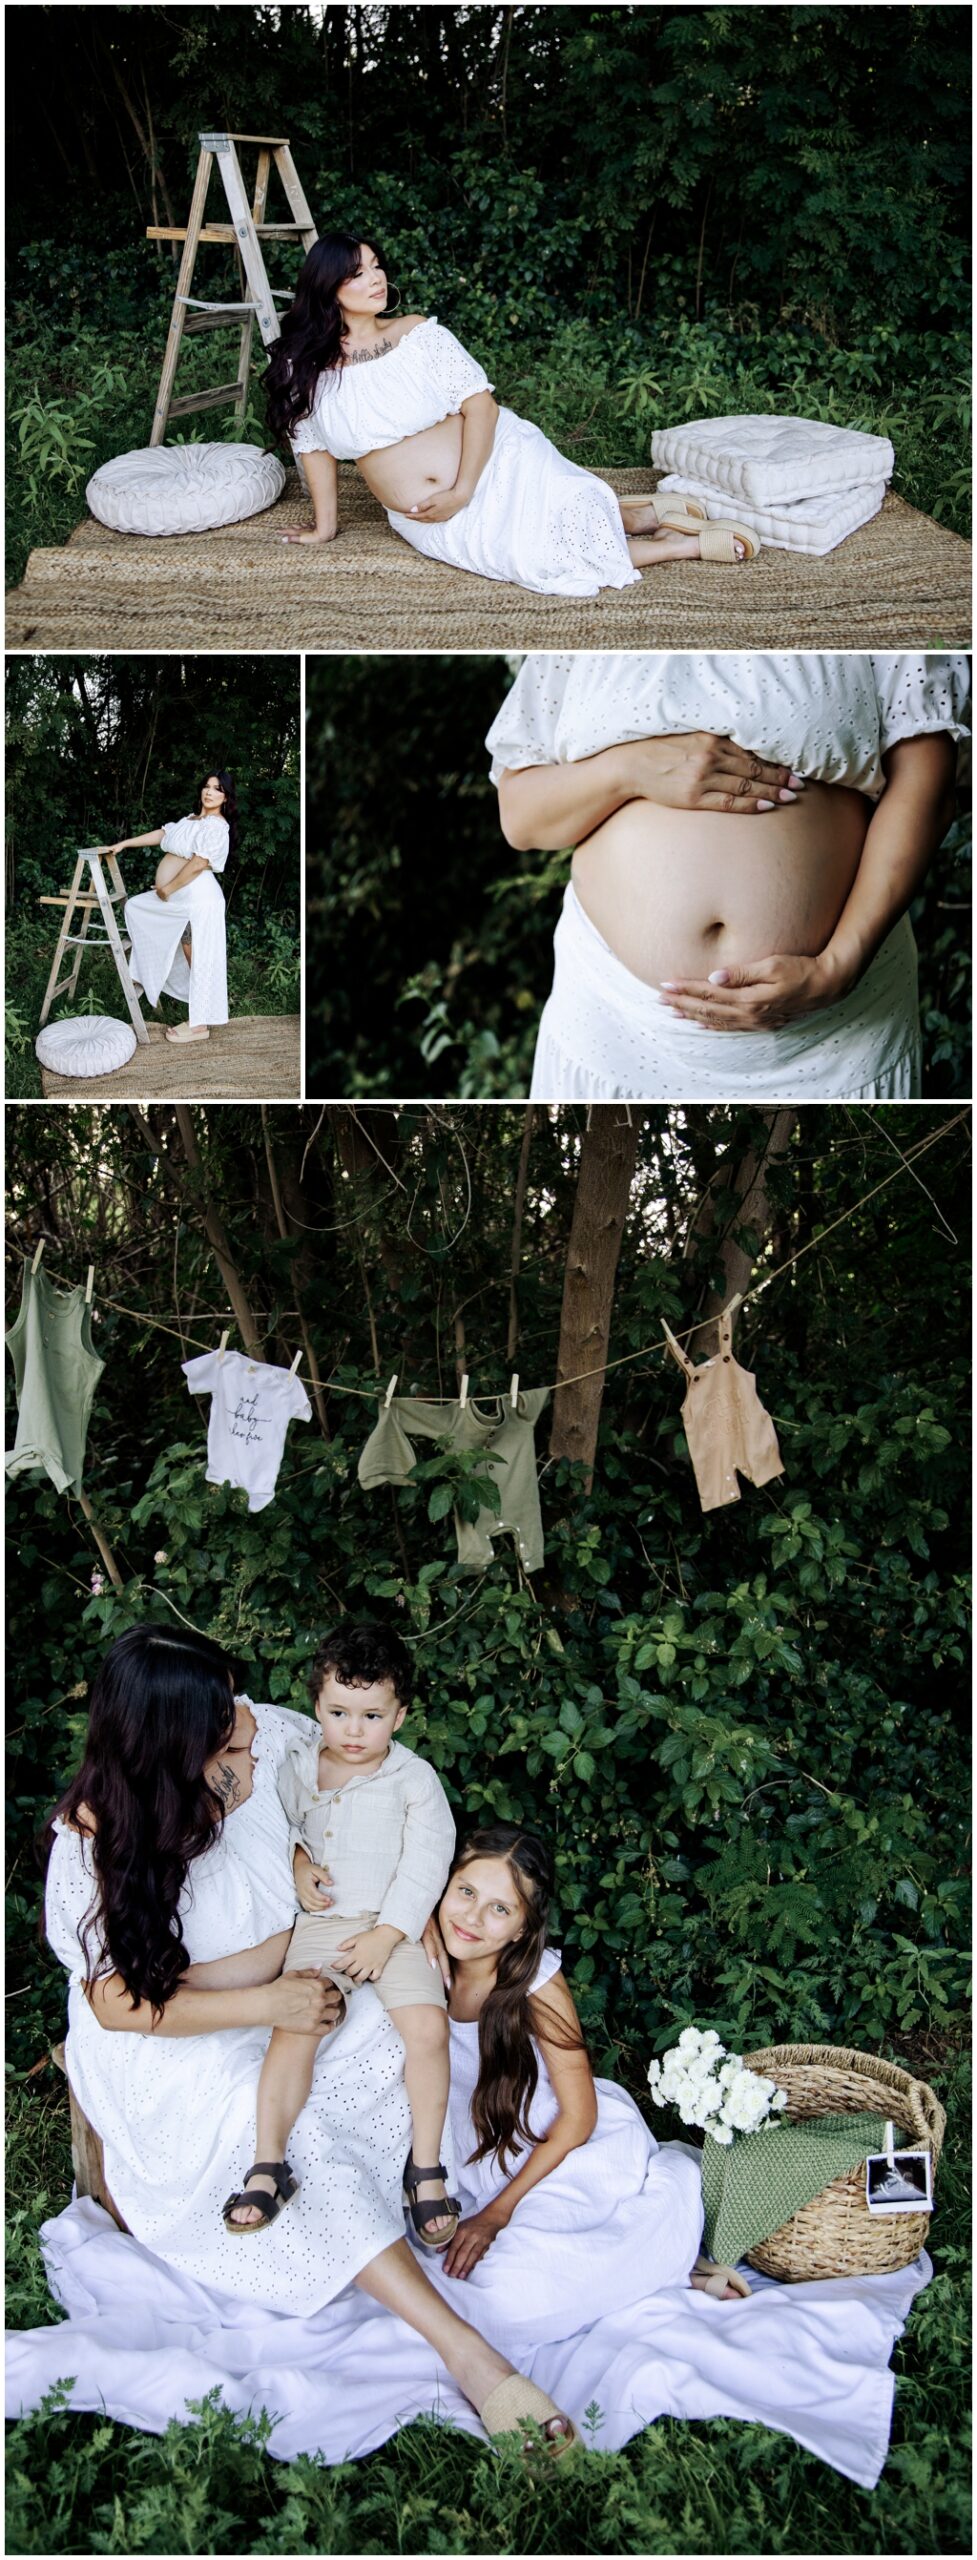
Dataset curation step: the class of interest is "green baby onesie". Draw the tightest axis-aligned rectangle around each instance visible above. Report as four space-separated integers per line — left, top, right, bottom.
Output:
358 1389 551 1573
5 1264 104 1495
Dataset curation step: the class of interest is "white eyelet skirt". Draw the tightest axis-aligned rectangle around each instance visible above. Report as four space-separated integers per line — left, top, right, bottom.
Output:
124 870 229 1029
530 884 921 1101
387 405 641 598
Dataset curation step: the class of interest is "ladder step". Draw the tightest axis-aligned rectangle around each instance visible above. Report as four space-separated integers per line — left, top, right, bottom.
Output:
147 223 306 244
38 892 125 908
167 383 243 417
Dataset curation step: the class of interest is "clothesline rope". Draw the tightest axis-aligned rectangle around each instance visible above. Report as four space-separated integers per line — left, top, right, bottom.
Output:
16 1107 963 1403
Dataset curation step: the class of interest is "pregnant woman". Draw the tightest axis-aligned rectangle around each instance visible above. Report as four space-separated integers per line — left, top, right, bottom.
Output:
39 1625 575 2456
487 653 970 1099
266 236 756 596
103 773 234 1045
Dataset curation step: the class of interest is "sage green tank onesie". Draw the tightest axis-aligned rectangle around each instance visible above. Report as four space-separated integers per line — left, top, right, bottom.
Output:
5 1265 104 1494
358 1389 550 1572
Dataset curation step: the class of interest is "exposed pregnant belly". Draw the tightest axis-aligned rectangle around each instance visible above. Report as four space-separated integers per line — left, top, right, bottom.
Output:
154 853 186 892
571 780 871 986
358 414 464 513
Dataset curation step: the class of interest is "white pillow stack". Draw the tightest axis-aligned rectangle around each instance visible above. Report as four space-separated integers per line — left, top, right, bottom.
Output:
652 415 894 555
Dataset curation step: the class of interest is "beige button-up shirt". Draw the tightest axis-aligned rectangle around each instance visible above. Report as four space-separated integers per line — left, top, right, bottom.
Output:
276 1732 456 1942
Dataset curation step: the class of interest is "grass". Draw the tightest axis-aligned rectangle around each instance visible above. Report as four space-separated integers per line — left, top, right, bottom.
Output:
4 911 299 1099
5 2051 971 2556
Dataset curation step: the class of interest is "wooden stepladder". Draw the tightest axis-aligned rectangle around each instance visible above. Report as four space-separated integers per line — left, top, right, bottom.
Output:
39 849 150 1045
147 132 318 445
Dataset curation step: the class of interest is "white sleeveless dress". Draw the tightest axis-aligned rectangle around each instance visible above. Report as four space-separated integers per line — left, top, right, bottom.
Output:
124 814 230 1027
289 318 640 598
42 1698 410 2315
422 1948 704 2352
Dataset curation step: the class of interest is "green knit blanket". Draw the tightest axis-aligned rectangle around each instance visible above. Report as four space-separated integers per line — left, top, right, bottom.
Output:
701 2110 904 2267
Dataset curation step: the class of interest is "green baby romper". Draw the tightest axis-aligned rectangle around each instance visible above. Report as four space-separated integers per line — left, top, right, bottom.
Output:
5 1264 104 1494
358 1389 551 1572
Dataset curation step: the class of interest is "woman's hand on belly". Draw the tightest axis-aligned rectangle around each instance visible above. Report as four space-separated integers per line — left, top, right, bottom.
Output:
660 949 841 1031
406 483 469 523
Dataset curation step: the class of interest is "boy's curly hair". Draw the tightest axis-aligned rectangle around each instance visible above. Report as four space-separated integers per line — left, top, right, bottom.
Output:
308 1618 414 1713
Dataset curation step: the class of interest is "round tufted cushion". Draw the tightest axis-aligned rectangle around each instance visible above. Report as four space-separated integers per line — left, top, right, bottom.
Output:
86 444 286 537
36 1016 138 1079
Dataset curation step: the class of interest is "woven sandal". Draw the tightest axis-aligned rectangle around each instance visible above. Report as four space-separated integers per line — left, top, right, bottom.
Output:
690 2252 752 2299
163 1022 211 1043
479 2375 582 2459
696 522 760 563
403 2148 461 2250
625 491 707 526
223 2157 299 2234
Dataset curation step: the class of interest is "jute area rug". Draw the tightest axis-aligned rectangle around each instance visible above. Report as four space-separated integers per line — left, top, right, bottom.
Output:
39 1015 299 1102
7 469 971 651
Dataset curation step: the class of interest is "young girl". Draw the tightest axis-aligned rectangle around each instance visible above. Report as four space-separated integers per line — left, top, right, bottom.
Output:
424 1824 745 2352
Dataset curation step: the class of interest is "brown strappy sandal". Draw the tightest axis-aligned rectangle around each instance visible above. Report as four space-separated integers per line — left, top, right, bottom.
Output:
222 2157 299 2234
403 2148 461 2251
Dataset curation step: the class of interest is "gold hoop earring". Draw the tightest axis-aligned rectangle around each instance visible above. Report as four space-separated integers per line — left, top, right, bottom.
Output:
383 284 402 315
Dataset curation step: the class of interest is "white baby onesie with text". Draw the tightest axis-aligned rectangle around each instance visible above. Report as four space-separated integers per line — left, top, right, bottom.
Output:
182 1349 312 1512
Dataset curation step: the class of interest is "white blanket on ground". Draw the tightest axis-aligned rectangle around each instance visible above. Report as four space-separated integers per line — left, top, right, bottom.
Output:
5 2197 930 2490
655 472 888 555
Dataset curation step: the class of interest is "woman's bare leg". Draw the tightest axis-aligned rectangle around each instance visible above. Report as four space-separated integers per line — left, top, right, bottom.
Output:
356 2237 574 2445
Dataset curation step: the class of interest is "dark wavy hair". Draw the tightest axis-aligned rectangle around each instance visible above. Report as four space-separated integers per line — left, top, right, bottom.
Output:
444 1824 588 2171
308 1617 413 1713
46 1623 239 2018
265 232 390 444
195 769 239 860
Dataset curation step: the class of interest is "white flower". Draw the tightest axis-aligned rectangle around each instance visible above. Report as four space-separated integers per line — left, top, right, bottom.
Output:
154 1549 168 1565
711 2123 735 2146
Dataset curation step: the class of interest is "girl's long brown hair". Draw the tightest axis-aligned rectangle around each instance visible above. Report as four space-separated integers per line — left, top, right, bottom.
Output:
447 1824 587 2171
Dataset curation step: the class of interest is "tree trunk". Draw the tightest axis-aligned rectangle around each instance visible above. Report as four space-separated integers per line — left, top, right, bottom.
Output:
172 1106 264 1359
260 1106 331 1434
550 1108 642 1485
686 1108 796 1355
507 1104 535 1362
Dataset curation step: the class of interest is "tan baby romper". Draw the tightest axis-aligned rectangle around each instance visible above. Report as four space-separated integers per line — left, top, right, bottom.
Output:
664 1311 784 1512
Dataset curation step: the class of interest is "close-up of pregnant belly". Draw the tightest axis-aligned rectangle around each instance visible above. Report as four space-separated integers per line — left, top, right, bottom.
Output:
570 777 871 986
359 414 465 513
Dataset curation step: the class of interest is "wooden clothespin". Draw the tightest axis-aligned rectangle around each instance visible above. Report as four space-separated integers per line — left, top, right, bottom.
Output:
31 1240 45 1274
724 1292 744 1318
510 1371 519 1409
459 1372 470 1410
85 1265 95 1304
218 1329 230 1362
384 1373 398 1409
289 1349 303 1376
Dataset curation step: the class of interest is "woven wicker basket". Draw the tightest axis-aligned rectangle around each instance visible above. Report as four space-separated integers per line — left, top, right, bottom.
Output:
742 2043 945 2281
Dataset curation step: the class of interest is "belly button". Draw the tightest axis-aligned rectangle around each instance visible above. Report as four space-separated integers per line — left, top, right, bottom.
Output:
704 920 725 939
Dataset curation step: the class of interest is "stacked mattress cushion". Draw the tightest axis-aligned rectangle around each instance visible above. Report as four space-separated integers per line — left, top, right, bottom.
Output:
652 416 894 555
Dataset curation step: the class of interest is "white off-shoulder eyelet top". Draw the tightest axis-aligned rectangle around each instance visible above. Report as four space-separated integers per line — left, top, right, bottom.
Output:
486 653 971 800
288 317 493 462
158 814 230 873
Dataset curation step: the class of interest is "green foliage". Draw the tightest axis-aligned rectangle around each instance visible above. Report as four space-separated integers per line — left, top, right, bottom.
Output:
304 657 972 1103
4 1101 972 2551
5 8 970 581
4 656 300 1094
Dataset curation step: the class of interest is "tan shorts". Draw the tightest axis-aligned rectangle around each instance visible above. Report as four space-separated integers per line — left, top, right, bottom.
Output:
283 1909 446 2012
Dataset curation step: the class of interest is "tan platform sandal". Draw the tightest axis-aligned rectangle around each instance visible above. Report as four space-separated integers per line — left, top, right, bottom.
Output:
479 2375 582 2459
696 522 760 562
690 2252 752 2299
625 492 707 530
163 1022 210 1043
